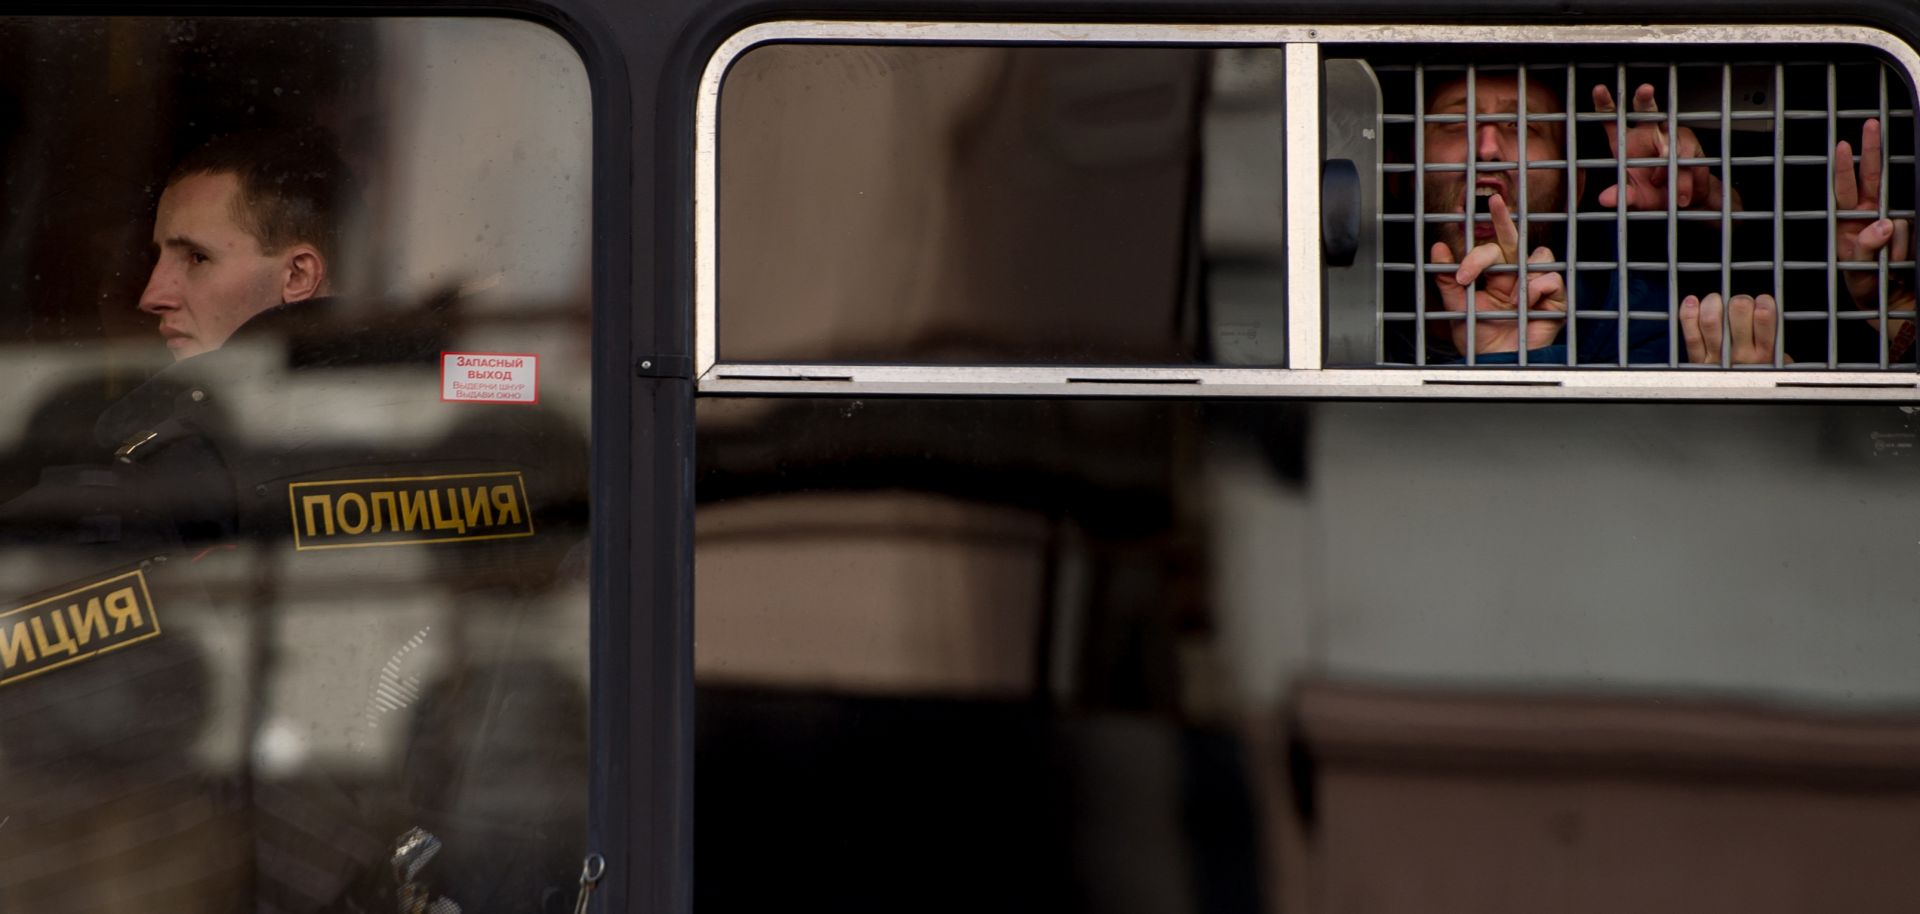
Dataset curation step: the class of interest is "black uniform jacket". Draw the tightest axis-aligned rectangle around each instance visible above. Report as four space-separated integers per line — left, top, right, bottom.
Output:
0 300 589 914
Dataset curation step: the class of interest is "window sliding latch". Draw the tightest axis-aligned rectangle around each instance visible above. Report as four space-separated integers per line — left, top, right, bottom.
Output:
636 355 693 379
1423 378 1565 387
710 371 853 382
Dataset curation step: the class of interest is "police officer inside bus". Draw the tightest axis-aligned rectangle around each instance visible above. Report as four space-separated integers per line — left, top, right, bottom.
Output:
0 128 351 913
0 129 587 913
75 130 349 545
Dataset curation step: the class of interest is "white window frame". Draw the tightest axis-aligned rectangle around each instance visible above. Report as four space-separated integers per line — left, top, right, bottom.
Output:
695 21 1920 400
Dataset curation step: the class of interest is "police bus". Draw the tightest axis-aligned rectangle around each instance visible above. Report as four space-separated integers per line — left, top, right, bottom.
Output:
2 1 1919 912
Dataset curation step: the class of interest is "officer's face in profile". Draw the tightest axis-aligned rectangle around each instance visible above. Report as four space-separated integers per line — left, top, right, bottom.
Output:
139 171 319 361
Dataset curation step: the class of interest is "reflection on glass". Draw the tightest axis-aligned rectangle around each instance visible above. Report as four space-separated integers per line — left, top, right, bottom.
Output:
717 44 1288 366
0 17 592 912
697 397 1920 913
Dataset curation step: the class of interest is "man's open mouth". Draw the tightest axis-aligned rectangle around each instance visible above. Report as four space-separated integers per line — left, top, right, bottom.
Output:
1466 181 1507 240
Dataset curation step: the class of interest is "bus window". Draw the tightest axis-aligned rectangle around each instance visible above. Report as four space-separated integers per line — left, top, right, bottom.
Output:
714 43 1287 368
0 16 593 912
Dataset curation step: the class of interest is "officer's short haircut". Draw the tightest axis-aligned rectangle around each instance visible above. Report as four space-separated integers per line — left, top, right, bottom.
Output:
167 127 351 270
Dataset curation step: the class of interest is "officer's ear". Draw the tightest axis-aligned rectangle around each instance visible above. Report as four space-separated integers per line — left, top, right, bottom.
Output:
282 245 327 303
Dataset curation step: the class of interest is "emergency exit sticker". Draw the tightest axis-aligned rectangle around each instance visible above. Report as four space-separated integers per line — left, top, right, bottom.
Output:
442 351 539 404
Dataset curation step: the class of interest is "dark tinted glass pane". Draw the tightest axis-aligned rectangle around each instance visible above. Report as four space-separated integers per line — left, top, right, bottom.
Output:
717 44 1288 366
697 396 1920 913
0 17 591 912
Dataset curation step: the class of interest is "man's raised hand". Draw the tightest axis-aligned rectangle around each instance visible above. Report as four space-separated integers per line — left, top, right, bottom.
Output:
1431 193 1568 357
1681 293 1783 365
1592 83 1738 214
1835 118 1914 315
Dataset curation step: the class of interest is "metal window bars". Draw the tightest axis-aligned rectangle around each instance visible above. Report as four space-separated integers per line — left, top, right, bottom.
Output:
1374 58 1918 370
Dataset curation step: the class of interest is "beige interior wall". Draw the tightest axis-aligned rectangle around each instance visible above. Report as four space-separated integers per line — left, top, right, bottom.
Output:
1288 681 1920 914
695 491 1049 695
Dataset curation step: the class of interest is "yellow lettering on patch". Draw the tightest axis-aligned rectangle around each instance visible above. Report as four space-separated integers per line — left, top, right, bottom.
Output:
31 613 77 657
369 492 397 533
0 570 160 688
301 494 335 537
287 471 536 551
336 492 370 535
0 620 37 670
104 586 144 633
67 598 108 646
399 490 429 532
428 489 465 534
491 484 523 526
461 486 494 530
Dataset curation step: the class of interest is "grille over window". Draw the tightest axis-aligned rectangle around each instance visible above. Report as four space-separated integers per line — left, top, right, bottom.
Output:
1336 50 1918 370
